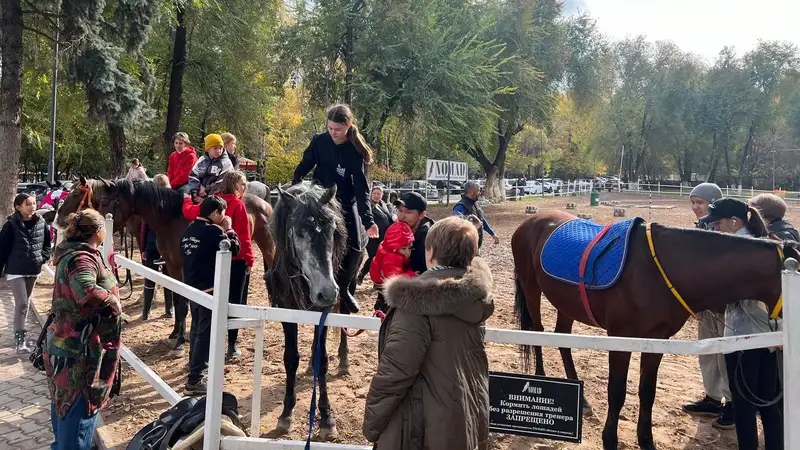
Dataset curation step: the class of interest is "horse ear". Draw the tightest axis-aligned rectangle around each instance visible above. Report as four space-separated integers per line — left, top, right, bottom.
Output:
99 178 114 189
278 186 297 205
320 185 337 205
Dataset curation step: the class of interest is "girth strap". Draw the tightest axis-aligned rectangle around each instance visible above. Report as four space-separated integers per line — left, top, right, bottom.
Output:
577 224 611 327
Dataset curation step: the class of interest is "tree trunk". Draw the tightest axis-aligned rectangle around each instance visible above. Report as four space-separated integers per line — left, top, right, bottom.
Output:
736 124 755 187
108 123 127 178
162 2 188 161
0 0 23 222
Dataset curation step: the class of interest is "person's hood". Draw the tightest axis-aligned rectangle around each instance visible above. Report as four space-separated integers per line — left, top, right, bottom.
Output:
182 145 197 155
384 257 494 324
53 240 101 266
382 222 414 251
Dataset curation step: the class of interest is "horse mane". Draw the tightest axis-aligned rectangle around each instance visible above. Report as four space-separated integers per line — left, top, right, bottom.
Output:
266 184 347 310
115 178 185 218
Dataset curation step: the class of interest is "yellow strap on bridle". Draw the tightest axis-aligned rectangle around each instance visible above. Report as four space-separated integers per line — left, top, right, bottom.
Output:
772 246 784 319
645 223 697 319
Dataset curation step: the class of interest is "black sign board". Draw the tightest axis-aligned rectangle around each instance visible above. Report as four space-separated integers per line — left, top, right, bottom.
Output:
489 371 583 443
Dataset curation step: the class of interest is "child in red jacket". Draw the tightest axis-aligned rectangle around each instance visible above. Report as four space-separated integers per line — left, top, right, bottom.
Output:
168 132 198 193
369 221 415 313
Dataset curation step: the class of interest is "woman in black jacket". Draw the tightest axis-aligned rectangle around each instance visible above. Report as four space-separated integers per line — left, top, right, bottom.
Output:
359 185 394 283
292 104 379 313
0 193 52 353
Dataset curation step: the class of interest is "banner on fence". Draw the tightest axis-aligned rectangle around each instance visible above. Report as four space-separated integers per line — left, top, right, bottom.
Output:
426 159 468 182
488 372 583 443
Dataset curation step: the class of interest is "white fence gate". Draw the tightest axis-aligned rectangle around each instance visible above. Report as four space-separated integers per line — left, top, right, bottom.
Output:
82 215 800 449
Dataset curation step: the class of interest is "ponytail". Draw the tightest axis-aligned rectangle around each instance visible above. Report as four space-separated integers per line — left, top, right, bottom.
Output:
347 125 373 165
64 210 105 241
746 206 769 238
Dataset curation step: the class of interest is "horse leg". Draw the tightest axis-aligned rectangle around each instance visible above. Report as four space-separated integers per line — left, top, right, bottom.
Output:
636 353 663 450
316 325 338 440
554 312 592 414
602 351 632 450
337 299 350 375
276 322 299 435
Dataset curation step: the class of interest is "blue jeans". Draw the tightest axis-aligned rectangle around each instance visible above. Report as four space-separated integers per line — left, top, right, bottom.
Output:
50 393 98 450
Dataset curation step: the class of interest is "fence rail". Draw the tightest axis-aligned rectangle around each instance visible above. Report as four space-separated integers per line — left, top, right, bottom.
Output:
45 214 797 449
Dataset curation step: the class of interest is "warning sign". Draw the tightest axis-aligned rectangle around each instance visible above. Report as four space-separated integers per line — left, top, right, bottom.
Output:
489 372 583 443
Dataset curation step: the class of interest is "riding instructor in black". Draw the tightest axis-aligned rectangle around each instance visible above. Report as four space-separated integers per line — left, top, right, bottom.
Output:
292 104 379 313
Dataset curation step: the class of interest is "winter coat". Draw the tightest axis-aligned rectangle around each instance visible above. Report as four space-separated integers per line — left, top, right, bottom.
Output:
769 219 800 241
187 150 234 193
363 257 494 450
370 222 415 285
181 194 252 267
168 146 199 188
0 212 52 276
409 217 435 274
45 239 121 419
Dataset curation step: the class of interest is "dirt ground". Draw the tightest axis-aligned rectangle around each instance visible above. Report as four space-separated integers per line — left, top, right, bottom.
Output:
29 192 790 449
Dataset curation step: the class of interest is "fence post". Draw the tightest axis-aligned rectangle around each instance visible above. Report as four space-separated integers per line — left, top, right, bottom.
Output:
679 184 683 196
103 214 114 263
203 241 232 450
251 319 265 437
783 260 800 449
657 181 661 194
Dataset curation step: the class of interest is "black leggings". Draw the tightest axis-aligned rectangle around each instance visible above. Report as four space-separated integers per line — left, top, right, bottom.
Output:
725 349 783 450
338 204 366 313
227 260 250 347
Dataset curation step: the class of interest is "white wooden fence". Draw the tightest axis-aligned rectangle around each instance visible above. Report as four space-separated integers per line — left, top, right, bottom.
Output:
80 215 800 449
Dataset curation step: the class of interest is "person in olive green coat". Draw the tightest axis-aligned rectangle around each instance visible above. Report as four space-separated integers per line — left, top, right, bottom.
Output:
363 216 494 450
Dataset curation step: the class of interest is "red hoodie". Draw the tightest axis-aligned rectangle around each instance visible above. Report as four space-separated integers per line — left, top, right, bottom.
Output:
182 194 254 268
168 146 198 188
370 221 415 285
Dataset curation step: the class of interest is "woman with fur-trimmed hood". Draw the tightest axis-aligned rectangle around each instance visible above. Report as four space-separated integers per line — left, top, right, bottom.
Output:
363 216 494 450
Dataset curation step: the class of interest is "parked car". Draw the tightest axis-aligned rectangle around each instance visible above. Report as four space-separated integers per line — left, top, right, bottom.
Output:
17 182 49 203
398 180 439 200
504 179 526 198
524 180 543 195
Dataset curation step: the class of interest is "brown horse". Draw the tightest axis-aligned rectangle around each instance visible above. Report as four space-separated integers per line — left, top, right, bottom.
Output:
511 210 790 450
56 177 276 346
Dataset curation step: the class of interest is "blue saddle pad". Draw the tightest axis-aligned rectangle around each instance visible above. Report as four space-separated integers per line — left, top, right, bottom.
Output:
541 217 643 289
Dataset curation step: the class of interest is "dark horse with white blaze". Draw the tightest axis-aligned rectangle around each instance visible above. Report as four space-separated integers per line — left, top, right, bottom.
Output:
512 210 792 450
56 177 276 345
265 183 358 440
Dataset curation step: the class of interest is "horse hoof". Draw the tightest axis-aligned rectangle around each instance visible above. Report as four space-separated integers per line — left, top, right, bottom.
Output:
582 403 594 417
275 417 292 435
337 364 350 376
318 425 338 441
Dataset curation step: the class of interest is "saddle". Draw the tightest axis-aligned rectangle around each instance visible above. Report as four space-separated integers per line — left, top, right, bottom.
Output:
541 217 643 289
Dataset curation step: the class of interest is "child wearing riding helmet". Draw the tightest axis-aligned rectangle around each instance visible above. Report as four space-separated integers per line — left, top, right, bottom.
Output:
683 182 735 429
0 193 53 353
749 193 800 241
369 221 415 314
188 133 234 202
699 197 783 450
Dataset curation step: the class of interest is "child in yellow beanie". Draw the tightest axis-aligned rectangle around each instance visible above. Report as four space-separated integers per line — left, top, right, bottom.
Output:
187 133 234 201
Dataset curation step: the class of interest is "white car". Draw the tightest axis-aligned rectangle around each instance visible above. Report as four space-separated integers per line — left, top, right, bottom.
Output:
524 180 543 195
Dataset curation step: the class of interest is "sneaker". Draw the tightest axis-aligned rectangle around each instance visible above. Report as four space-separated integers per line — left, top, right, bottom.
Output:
712 403 735 430
170 337 186 356
185 379 207 396
14 331 30 354
682 395 722 417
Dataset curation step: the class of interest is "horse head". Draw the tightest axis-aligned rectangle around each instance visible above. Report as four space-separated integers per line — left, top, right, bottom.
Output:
55 176 131 231
270 183 346 309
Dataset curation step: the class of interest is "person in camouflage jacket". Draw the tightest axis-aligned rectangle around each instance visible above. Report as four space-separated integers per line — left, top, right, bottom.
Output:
44 210 121 449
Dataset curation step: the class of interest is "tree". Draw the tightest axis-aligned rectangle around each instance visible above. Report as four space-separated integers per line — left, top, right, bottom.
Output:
0 0 24 219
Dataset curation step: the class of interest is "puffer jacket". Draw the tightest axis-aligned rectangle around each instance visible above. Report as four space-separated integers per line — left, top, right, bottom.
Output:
0 212 52 276
769 218 800 241
187 150 234 193
370 221 415 285
363 257 494 450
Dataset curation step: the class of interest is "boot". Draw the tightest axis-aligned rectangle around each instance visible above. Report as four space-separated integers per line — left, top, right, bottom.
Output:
226 342 241 363
141 288 154 321
164 291 174 318
14 331 30 354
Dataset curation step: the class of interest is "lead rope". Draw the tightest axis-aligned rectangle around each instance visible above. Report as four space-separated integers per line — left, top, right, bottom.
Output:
306 307 331 450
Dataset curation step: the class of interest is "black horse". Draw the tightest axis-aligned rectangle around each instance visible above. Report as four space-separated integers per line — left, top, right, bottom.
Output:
265 183 361 440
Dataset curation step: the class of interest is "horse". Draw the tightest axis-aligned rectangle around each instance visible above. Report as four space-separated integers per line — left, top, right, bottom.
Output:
511 210 791 450
56 176 276 348
265 183 357 440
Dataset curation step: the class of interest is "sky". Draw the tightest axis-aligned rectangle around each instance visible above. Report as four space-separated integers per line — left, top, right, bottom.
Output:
564 0 800 64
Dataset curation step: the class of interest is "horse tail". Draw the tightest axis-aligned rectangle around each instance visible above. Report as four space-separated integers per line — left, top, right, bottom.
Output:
514 274 534 372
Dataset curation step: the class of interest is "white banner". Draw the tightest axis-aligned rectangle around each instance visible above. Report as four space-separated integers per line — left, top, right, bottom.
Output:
426 159 468 182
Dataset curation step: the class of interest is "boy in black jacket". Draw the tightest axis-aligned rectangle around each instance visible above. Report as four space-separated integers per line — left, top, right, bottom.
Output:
180 196 240 395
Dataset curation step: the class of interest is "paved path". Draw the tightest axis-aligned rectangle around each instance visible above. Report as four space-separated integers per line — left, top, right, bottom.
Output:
0 280 53 449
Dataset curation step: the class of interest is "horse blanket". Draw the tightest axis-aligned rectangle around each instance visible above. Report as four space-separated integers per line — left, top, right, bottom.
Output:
541 217 643 289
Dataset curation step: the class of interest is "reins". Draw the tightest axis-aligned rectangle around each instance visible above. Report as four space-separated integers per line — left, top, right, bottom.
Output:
342 309 386 337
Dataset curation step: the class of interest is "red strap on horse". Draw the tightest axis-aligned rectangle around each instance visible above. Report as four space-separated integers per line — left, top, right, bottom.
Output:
343 309 387 337
578 224 612 328
77 184 94 211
